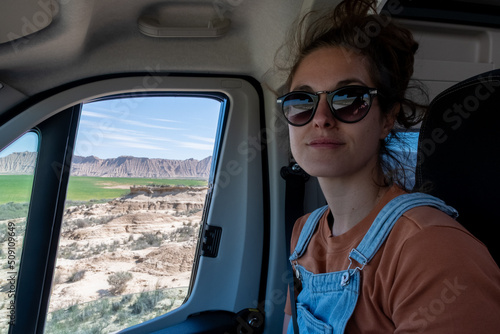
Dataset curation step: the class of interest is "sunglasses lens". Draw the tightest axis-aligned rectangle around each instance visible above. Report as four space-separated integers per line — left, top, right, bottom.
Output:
331 88 371 123
282 93 315 125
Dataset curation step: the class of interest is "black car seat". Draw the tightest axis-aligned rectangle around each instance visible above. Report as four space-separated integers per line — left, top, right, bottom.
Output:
414 69 500 266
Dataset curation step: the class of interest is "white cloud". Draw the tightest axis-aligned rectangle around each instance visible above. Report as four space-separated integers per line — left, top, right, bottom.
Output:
81 110 115 119
178 142 214 151
185 135 215 144
149 118 183 123
120 119 183 131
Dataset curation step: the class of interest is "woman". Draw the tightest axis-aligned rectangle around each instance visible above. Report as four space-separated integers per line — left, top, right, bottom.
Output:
278 0 500 332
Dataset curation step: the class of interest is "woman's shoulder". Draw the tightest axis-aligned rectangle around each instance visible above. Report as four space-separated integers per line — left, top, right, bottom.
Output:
400 205 477 240
380 206 500 333
403 204 468 230
388 204 494 266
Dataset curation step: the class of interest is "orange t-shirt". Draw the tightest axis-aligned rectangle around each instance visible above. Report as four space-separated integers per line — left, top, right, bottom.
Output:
285 186 500 333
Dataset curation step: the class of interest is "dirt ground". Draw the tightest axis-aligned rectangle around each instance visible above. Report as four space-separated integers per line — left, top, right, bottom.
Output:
48 186 207 312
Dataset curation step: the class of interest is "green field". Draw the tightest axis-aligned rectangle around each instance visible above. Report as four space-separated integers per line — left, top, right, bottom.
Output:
0 175 35 203
0 175 207 204
65 176 207 202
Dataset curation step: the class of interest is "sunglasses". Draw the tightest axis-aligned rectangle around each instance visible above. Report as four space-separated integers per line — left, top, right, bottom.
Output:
277 85 378 126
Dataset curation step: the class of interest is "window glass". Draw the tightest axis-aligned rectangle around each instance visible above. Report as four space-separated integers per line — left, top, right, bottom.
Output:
44 95 222 333
0 132 39 333
386 131 419 190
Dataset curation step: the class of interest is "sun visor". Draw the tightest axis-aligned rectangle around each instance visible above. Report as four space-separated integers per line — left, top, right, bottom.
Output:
0 0 56 44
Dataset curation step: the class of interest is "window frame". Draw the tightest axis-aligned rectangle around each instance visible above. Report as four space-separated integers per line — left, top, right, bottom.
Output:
14 105 82 334
0 130 40 332
0 74 268 334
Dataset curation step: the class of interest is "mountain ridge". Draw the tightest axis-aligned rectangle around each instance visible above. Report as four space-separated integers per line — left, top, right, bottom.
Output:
0 152 211 179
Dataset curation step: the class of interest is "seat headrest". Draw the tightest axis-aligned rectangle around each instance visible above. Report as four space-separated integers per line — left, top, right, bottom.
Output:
414 69 500 265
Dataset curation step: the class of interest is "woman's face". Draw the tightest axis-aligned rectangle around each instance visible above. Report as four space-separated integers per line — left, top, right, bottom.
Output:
288 46 394 181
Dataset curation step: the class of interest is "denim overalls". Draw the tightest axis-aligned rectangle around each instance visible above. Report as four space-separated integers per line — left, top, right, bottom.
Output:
287 193 458 334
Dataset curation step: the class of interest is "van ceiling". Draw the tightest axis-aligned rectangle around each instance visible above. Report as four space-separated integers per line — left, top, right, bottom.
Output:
0 0 498 102
0 0 311 98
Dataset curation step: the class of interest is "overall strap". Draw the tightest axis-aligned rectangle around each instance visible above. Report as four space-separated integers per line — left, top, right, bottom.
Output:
348 193 458 271
289 205 329 261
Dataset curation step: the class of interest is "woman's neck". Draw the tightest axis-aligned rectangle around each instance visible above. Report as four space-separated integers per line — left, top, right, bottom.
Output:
318 169 388 236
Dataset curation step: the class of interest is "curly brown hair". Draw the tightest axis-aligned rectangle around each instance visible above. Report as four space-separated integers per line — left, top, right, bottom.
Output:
275 0 427 189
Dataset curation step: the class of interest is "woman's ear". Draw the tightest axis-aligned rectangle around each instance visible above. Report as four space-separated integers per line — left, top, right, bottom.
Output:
380 103 400 139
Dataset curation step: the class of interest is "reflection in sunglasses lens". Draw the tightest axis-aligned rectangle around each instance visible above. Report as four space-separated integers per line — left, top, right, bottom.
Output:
332 90 369 122
284 93 315 125
334 97 368 121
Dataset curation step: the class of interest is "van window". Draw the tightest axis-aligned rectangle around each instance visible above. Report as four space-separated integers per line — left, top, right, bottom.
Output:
0 132 39 332
44 95 222 333
386 131 419 190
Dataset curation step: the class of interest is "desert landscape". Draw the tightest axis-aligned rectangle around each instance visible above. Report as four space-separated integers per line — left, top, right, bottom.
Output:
51 185 206 306
0 152 212 333
45 185 206 333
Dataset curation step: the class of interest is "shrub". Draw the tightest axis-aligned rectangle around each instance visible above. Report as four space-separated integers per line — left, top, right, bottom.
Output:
129 290 164 315
67 270 86 283
0 202 29 220
167 226 197 242
58 242 82 260
120 294 132 304
63 215 119 233
107 271 133 295
131 233 162 250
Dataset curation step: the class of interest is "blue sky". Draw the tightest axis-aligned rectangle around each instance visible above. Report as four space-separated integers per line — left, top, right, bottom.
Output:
1 96 221 160
74 96 221 160
0 131 39 157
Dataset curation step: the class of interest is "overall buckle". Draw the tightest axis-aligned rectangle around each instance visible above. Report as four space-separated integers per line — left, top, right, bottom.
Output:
341 249 368 287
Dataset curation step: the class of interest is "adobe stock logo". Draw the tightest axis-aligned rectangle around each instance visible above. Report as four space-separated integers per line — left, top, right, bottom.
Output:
408 276 467 332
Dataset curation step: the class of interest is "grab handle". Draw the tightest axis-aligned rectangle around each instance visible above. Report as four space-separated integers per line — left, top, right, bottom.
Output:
137 16 231 38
